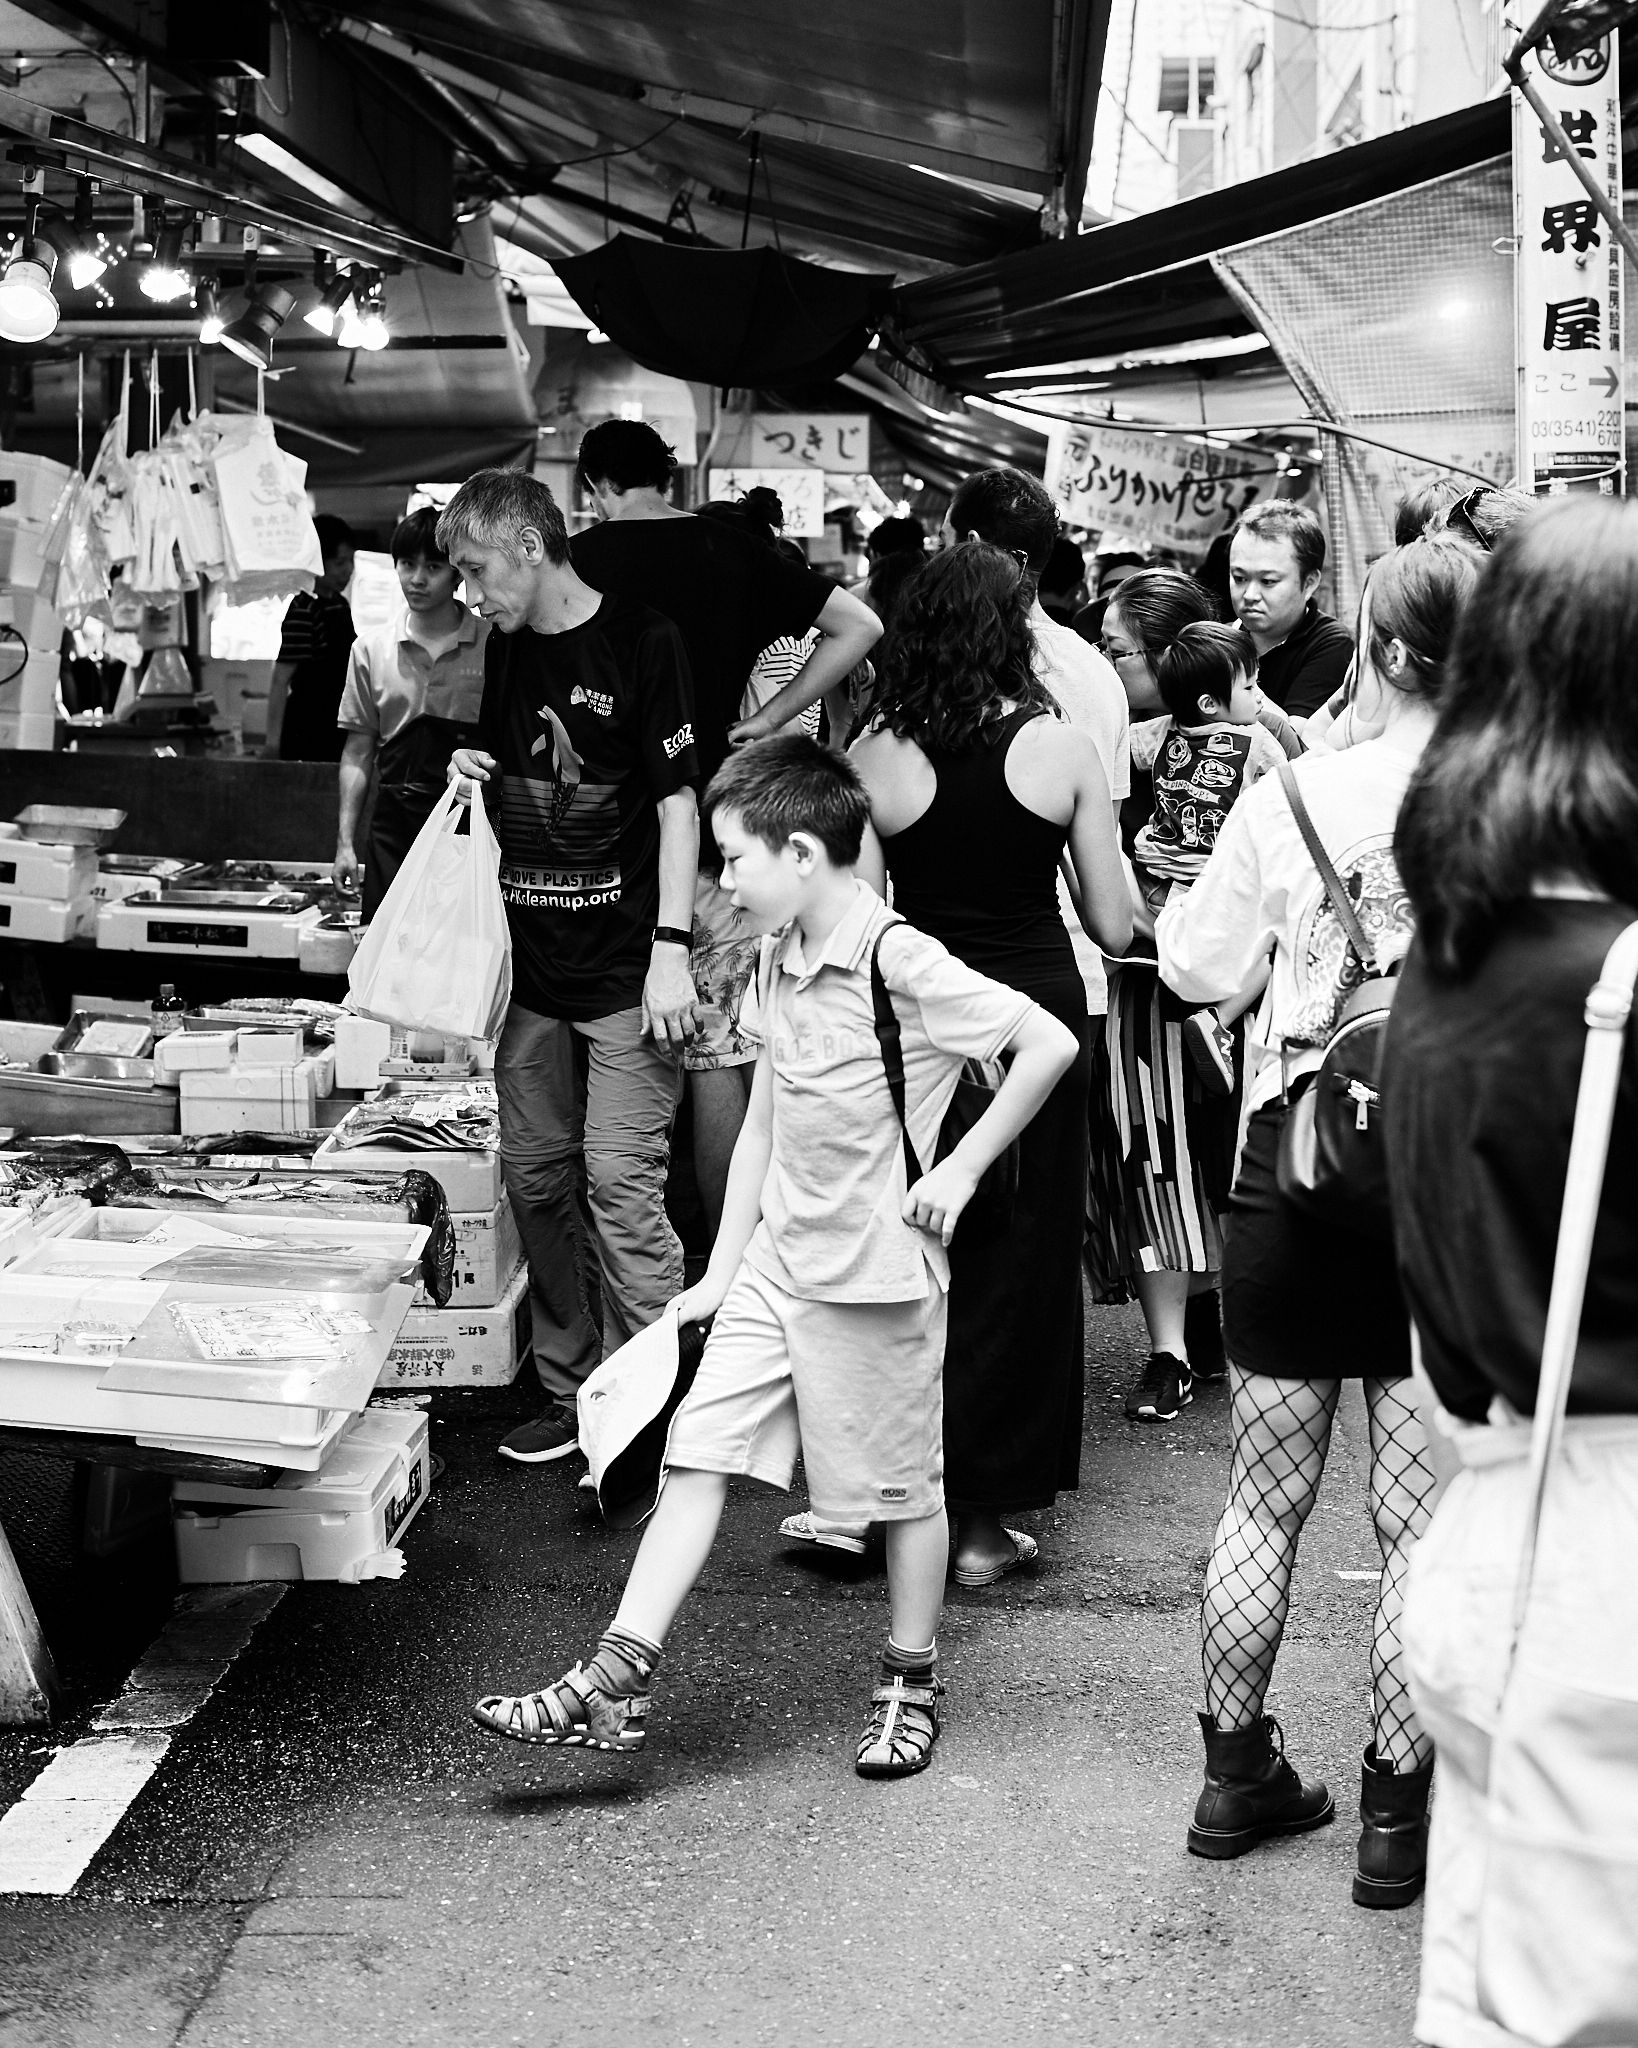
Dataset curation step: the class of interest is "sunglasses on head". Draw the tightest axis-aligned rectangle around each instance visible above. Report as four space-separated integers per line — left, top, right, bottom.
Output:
1446 486 1495 554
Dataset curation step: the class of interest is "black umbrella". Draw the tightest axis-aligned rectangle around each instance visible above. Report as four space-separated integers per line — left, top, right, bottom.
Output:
552 236 895 387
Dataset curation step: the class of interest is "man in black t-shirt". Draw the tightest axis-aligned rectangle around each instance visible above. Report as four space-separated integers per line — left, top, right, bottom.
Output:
441 469 701 1467
1228 501 1354 717
571 421 882 1236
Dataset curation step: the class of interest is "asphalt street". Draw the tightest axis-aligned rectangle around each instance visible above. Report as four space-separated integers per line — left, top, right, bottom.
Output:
0 1299 1421 2047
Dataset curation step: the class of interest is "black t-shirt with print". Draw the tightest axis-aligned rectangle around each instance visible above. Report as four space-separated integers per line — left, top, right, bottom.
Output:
571 517 831 786
478 593 699 1022
1250 602 1354 717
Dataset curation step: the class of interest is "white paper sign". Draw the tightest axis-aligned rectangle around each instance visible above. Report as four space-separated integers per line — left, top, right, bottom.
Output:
705 467 827 537
1043 422 1268 556
1513 36 1624 492
745 414 870 473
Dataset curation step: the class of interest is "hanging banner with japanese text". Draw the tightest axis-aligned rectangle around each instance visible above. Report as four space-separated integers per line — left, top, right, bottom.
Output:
1042 421 1269 557
1513 35 1624 492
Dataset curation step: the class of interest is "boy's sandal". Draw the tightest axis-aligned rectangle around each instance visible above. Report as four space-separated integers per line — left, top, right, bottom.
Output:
951 1529 1039 1589
470 1663 650 1751
855 1672 944 1779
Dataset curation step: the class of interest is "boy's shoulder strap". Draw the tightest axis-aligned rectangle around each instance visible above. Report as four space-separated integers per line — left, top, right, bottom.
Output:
869 920 923 1185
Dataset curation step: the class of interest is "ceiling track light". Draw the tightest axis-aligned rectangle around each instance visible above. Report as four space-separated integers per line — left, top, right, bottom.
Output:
0 174 60 344
219 282 295 369
303 264 357 337
140 210 192 302
356 273 389 352
197 273 224 345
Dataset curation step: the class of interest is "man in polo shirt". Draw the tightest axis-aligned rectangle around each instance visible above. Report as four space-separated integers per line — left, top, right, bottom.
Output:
335 507 489 918
1228 500 1354 718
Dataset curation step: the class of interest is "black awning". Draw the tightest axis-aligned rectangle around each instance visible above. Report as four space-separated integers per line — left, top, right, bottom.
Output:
893 98 1512 377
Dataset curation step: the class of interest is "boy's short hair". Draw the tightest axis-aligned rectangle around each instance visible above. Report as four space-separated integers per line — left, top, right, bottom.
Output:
704 734 869 867
1154 621 1259 726
390 505 447 566
437 469 570 567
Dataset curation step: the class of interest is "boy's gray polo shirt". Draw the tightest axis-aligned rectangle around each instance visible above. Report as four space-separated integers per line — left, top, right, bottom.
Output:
742 881 1033 1305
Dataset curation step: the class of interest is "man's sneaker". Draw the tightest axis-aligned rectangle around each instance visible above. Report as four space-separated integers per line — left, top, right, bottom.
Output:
1125 1353 1193 1423
1182 1011 1235 1096
497 1406 581 1464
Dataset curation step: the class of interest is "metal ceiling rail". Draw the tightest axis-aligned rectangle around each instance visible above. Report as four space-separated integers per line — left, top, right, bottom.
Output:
0 81 463 272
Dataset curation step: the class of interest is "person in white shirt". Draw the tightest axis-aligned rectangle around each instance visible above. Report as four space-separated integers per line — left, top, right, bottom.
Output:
334 507 488 918
1154 535 1482 1910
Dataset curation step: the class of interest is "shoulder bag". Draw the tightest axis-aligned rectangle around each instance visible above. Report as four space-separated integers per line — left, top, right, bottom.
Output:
1274 763 1398 1240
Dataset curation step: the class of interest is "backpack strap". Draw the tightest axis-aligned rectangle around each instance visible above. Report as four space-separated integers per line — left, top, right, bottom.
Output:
1278 763 1380 976
869 925 925 1186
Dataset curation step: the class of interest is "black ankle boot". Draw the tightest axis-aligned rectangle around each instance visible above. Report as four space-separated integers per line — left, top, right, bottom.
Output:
1184 1290 1227 1383
1353 1743 1432 1908
1188 1711 1335 1859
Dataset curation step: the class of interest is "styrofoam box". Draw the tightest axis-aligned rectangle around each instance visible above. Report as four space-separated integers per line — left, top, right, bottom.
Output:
173 1408 430 1585
0 894 95 942
179 1057 326 1135
0 710 56 752
0 839 94 901
155 1030 235 1076
0 451 74 530
0 651 60 722
0 1204 36 1266
333 1013 391 1091
236 1026 305 1068
0 525 47 594
0 586 62 649
313 1133 502 1213
413 1193 521 1309
378 1258 530 1389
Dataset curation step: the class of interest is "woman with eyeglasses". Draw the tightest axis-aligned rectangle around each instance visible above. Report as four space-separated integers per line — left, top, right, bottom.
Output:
1086 569 1296 1422
850 541 1133 1586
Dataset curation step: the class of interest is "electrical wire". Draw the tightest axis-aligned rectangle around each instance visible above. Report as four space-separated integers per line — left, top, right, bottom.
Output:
1236 0 1401 27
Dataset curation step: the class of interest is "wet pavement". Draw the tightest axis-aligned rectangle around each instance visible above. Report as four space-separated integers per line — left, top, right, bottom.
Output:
0 1301 1420 2046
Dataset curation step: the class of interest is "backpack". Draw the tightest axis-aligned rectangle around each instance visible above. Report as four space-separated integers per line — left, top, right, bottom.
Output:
1273 764 1399 1242
869 925 1019 1224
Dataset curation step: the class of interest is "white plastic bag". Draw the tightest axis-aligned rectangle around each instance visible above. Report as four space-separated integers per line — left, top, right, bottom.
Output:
347 780 512 1040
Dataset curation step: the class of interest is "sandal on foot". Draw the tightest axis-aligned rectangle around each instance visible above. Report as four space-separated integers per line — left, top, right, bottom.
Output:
470 1663 650 1752
952 1530 1039 1589
856 1672 944 1779
778 1510 868 1556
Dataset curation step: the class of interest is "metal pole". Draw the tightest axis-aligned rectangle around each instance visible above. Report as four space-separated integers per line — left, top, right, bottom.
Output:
1507 59 1638 271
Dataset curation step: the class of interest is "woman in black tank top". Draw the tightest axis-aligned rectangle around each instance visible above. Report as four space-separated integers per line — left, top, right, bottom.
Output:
853 543 1131 1584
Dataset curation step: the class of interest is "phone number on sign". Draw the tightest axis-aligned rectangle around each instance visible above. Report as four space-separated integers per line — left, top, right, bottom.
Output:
1531 412 1621 442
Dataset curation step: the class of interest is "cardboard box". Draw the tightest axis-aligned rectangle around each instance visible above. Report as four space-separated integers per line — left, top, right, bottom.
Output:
378 1258 530 1389
0 893 95 942
413 1193 521 1309
0 839 94 901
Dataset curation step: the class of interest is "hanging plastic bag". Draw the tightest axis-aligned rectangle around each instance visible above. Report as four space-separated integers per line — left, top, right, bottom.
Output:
346 780 512 1041
213 415 322 586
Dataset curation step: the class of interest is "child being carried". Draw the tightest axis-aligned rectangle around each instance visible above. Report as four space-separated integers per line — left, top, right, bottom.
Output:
1132 621 1287 1093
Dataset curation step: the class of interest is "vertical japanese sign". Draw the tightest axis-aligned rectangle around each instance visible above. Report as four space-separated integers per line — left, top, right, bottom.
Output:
1513 34 1624 493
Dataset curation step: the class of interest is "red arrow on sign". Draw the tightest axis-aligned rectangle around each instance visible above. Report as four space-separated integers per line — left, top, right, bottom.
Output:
1589 366 1620 397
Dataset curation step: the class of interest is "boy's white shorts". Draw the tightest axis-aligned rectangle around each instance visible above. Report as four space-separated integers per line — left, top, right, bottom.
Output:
664 1259 946 1523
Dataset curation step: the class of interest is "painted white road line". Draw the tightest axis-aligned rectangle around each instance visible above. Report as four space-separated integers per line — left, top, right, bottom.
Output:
1335 1569 1382 1581
0 1583 286 1896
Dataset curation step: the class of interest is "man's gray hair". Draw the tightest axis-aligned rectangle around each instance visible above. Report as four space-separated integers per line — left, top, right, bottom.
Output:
437 468 570 566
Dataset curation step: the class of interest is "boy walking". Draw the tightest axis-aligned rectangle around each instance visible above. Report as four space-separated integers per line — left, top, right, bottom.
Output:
471 736 1077 1777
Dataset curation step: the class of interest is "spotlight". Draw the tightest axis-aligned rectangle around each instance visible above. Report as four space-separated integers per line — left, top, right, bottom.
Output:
303 266 355 336
335 295 367 349
47 179 106 290
0 234 59 343
140 214 191 301
357 280 389 351
196 274 224 345
219 282 295 369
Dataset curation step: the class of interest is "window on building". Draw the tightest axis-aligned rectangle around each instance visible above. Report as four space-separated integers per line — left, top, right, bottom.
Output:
1159 55 1217 119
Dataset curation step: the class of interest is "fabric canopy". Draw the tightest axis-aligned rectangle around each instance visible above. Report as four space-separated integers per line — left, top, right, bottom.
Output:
553 238 895 386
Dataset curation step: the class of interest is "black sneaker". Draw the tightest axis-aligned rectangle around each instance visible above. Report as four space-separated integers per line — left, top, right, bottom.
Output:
1125 1352 1193 1423
497 1406 581 1464
1182 1011 1235 1096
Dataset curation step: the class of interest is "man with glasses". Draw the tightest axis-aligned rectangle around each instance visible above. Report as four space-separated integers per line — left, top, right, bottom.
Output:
1227 501 1353 717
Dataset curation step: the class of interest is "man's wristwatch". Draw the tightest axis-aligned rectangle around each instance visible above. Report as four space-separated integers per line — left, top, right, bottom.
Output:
652 925 693 950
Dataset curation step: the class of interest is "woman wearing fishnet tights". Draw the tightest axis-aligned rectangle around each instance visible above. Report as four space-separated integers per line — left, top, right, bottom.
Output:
1157 533 1483 1909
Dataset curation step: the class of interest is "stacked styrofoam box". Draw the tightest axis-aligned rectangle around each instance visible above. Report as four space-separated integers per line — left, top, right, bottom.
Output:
172 1408 431 1584
157 1023 337 1133
0 454 71 752
0 837 97 942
